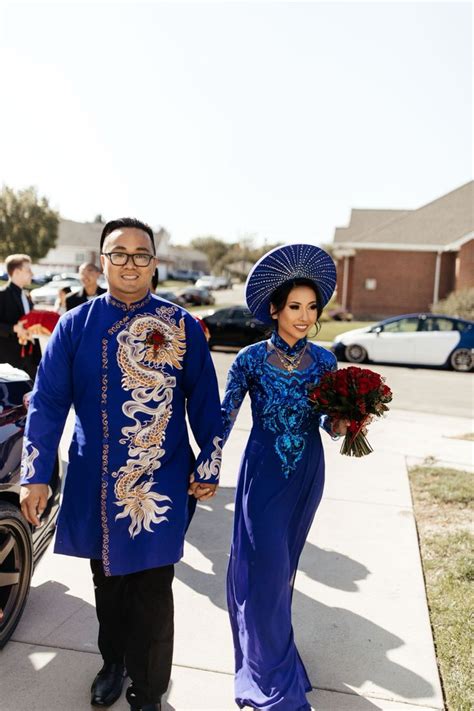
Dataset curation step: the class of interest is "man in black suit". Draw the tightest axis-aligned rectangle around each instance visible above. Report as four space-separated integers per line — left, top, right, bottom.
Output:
0 254 41 379
65 262 106 310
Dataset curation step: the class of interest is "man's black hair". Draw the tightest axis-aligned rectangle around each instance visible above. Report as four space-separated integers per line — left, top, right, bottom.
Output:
100 218 156 254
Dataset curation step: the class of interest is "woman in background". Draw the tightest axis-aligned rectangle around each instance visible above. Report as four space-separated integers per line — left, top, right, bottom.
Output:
54 286 71 315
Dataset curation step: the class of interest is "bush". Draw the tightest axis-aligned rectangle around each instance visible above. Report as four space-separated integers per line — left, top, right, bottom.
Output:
432 288 474 321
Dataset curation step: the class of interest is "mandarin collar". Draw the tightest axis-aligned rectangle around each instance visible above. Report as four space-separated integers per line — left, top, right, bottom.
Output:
106 290 152 312
271 330 307 355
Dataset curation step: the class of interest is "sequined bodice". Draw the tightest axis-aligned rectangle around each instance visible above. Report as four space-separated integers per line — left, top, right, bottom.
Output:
221 333 337 477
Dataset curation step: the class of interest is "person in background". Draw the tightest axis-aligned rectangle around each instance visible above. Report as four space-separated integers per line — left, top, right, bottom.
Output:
0 253 41 379
54 285 72 315
65 262 105 310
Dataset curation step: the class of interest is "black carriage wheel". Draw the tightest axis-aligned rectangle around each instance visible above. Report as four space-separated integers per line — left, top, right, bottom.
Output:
0 503 33 649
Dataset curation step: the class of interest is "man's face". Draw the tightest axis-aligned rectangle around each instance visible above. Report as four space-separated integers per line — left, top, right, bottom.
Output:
79 265 99 290
100 228 157 304
13 261 33 288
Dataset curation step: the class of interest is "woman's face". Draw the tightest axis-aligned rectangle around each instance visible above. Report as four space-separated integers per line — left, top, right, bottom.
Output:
271 285 318 346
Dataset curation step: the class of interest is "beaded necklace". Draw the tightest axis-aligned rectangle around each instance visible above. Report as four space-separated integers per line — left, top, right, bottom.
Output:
272 342 307 373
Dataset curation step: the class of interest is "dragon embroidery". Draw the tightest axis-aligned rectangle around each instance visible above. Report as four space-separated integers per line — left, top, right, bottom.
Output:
112 307 186 538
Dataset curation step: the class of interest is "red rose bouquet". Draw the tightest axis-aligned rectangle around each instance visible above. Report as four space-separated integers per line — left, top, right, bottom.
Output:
308 366 392 457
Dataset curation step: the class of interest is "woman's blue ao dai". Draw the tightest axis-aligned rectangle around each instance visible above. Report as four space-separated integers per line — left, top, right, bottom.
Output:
222 331 337 710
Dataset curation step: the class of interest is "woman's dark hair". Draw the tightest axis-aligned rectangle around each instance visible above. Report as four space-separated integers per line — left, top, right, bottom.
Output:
100 217 155 254
269 278 323 335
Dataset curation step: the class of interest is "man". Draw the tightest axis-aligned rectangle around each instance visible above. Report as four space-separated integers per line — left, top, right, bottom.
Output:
65 261 106 310
0 254 41 379
20 218 222 711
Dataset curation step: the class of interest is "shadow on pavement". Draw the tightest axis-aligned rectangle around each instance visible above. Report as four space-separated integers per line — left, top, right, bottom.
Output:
6 580 177 711
177 486 434 705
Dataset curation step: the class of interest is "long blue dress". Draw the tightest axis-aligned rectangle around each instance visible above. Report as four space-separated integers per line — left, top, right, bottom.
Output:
221 331 337 710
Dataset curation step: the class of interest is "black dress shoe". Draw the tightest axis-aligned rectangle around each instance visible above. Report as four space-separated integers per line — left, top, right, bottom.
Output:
126 683 161 710
91 662 126 706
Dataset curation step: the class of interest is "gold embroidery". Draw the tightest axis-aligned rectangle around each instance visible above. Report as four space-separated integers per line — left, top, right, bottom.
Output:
108 292 152 313
112 307 187 538
21 445 40 482
100 337 111 575
196 436 223 481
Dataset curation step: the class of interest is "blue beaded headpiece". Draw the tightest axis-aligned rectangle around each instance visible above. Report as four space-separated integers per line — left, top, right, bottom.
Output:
245 243 337 324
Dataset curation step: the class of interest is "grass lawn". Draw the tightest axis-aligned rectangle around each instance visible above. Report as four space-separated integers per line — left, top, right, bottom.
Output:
408 465 473 711
315 320 374 342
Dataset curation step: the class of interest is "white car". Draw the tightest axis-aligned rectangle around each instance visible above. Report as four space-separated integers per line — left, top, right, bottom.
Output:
30 278 82 306
195 276 221 290
332 313 474 372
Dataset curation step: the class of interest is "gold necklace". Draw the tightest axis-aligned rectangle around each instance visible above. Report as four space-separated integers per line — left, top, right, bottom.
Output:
273 343 307 373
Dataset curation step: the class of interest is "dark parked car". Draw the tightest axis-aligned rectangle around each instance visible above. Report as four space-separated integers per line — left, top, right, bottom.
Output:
155 289 187 307
0 365 63 647
203 306 268 348
168 269 201 282
178 287 215 306
332 313 474 371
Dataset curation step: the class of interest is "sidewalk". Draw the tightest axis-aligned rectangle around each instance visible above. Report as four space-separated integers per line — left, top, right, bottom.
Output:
2 403 472 710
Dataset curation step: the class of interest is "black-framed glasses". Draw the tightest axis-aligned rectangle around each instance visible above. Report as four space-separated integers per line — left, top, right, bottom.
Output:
102 252 155 267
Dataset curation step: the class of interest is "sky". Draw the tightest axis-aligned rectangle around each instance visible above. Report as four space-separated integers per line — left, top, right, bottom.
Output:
0 0 472 246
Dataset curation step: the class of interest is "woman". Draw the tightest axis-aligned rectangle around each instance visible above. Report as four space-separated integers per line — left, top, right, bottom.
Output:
54 285 71 314
222 244 348 711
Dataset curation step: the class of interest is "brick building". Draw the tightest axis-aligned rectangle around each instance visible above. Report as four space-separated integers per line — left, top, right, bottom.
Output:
332 181 473 319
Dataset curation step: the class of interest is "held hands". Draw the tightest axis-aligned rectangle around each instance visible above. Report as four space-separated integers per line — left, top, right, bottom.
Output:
188 481 218 501
20 484 49 527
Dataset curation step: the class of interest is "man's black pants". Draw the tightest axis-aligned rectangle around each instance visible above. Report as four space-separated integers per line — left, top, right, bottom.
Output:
90 559 174 705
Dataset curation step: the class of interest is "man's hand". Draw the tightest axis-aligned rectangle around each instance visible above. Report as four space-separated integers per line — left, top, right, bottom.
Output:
188 481 218 501
20 484 49 526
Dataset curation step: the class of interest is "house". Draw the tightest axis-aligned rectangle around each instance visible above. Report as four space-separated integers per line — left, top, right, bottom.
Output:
38 219 173 282
332 181 474 319
37 219 103 272
167 245 210 275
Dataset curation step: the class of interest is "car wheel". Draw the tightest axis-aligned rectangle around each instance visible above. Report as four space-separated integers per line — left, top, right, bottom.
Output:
0 503 33 649
450 348 473 372
345 344 368 363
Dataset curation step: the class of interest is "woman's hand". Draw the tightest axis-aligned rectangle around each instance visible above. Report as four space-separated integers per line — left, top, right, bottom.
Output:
331 415 374 437
330 418 351 436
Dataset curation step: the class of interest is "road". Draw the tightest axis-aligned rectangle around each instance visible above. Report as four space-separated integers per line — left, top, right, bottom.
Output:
198 284 473 419
211 350 473 419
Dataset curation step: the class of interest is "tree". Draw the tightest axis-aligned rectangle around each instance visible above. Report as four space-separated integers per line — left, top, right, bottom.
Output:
0 186 59 261
432 288 474 321
190 236 229 271
214 237 283 277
